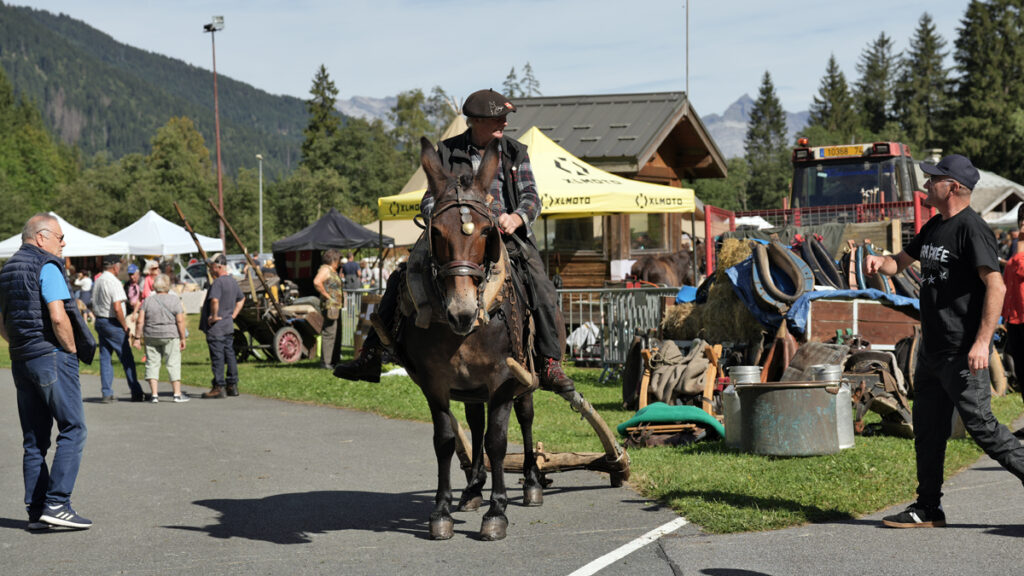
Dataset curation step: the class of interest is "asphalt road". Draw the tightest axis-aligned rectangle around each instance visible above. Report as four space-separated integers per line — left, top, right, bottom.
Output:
1 369 1022 576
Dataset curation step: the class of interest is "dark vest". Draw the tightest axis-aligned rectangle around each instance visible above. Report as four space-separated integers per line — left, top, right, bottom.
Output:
437 130 535 245
0 243 95 363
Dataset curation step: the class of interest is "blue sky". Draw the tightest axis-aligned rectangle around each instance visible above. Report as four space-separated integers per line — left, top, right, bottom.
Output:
15 0 967 115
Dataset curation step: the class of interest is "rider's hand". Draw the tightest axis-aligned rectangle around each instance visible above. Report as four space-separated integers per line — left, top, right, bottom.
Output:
498 213 523 235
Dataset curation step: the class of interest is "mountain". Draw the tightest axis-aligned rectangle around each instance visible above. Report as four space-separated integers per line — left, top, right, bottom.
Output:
337 95 396 126
701 94 809 159
0 4 310 178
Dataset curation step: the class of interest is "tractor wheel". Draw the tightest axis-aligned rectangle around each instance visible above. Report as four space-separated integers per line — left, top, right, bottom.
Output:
273 326 303 363
233 330 250 363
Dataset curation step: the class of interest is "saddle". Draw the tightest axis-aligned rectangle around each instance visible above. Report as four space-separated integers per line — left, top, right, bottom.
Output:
399 232 508 330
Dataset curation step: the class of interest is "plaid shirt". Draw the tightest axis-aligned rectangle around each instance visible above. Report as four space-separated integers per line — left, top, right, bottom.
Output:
421 139 541 226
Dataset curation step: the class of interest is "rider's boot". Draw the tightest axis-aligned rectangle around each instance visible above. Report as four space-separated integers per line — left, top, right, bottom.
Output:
539 357 575 393
333 271 403 384
332 342 382 383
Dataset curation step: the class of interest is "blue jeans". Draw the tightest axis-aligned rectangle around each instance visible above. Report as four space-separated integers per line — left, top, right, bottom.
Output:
913 352 1024 507
94 317 141 397
207 333 237 388
12 350 87 508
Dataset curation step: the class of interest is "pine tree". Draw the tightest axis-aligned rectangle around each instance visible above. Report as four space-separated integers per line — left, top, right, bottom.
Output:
389 89 434 173
744 72 790 210
503 66 520 98
301 64 342 172
855 32 897 134
894 13 949 153
521 62 542 97
949 0 1024 182
807 55 859 141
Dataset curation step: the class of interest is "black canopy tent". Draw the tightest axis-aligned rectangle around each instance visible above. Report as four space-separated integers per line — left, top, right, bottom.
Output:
272 208 394 294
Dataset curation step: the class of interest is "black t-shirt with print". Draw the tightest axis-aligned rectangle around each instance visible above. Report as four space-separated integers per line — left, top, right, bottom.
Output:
904 207 1000 356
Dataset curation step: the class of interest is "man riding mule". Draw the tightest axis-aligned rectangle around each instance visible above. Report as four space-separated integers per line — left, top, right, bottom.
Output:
334 88 574 393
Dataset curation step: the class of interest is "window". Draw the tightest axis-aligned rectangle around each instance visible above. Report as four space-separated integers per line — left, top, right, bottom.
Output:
531 217 603 252
630 214 668 252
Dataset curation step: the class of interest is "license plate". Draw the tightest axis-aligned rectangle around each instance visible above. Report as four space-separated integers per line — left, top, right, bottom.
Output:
819 145 864 158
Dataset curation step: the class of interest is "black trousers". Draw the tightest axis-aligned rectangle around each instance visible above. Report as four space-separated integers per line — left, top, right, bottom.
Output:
367 239 565 360
913 351 1024 507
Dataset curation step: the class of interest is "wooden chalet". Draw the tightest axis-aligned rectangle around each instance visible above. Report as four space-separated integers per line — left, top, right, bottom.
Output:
504 92 726 287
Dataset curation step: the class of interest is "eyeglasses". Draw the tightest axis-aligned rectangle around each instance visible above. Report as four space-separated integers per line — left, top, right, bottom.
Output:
928 176 957 186
39 229 65 242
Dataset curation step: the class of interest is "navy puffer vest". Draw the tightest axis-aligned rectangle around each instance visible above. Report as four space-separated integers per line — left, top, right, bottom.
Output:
0 243 78 361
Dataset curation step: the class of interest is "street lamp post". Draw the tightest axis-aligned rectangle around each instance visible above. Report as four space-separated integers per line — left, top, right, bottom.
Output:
256 154 264 254
203 16 226 253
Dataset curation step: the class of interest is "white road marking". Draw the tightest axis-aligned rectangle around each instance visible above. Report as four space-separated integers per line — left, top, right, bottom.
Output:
567 517 689 576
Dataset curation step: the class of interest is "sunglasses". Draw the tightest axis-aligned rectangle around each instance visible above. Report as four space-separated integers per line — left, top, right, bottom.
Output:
40 229 65 242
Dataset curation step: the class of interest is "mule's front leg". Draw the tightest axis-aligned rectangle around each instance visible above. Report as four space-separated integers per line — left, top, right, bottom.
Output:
429 406 457 540
480 400 513 541
514 393 543 506
457 403 486 512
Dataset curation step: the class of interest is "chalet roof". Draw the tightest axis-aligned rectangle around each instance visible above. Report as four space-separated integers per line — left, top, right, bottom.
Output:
503 91 726 179
972 169 1024 217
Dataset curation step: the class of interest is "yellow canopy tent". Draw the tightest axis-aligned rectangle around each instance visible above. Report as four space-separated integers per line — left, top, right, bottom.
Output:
377 126 696 220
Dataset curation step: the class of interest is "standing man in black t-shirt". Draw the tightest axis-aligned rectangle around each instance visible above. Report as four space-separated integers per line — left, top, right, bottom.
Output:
199 254 245 399
865 154 1024 528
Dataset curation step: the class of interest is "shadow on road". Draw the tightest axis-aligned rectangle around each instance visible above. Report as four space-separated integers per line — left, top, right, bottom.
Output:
166 489 443 544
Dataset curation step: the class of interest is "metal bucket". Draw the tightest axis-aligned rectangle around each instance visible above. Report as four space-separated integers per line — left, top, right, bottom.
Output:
729 365 762 384
809 364 854 450
736 381 840 456
724 366 760 450
722 387 742 450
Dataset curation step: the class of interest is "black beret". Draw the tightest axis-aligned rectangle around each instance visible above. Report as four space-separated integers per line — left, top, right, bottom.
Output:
462 89 517 118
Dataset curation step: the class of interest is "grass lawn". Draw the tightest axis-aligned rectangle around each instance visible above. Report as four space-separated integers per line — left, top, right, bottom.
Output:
3 315 1021 533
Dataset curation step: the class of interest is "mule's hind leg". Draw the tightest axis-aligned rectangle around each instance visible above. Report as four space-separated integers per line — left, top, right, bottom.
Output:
514 393 543 506
480 399 513 541
428 404 457 540
457 403 486 512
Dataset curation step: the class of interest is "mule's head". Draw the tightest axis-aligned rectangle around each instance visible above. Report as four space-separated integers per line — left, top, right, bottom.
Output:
421 137 503 336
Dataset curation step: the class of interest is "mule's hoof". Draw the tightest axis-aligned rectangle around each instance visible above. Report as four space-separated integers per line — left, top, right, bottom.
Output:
479 514 508 541
523 485 544 507
457 493 483 512
429 516 454 540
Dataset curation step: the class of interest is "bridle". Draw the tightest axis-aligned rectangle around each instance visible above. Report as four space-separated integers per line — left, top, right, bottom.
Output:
421 180 500 318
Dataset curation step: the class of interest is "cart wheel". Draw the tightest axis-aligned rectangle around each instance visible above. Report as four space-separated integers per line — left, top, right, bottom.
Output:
273 326 303 363
233 330 249 363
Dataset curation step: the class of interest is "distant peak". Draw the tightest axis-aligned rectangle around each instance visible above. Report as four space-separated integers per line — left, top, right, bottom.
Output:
722 94 755 122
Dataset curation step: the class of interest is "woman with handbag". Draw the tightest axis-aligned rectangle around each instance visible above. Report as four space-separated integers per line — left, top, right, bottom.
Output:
314 249 344 370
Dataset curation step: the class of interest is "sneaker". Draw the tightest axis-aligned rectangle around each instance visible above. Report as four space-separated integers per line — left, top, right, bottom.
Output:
173 394 190 403
100 395 115 404
39 503 92 529
882 503 946 528
150 394 159 403
131 393 146 403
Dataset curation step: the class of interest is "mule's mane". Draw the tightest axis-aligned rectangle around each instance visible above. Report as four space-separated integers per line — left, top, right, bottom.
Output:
433 169 485 205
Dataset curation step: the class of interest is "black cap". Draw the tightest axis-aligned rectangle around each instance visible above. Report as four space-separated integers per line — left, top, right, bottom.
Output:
103 254 121 267
462 89 517 118
208 253 227 266
920 154 980 190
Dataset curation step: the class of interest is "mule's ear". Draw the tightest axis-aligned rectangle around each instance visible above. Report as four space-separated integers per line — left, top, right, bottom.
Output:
473 139 501 194
420 137 447 195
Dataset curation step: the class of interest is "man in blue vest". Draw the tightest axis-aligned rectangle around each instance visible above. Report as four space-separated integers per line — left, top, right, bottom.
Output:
0 213 95 530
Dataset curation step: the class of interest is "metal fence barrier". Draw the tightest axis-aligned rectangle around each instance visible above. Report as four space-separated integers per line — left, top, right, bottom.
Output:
339 289 376 349
558 287 679 379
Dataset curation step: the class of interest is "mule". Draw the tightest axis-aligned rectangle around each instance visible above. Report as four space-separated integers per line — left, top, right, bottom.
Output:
392 137 542 541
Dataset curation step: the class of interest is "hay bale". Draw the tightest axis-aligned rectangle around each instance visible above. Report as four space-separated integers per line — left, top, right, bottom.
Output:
660 238 763 343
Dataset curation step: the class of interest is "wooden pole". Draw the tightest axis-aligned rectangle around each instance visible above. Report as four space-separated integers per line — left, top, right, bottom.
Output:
174 202 214 285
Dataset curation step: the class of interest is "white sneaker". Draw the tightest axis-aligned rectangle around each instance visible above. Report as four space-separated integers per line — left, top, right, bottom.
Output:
151 395 159 403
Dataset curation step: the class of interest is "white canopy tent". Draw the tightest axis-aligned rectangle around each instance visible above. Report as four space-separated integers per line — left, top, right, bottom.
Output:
985 201 1023 228
104 210 221 256
0 212 130 258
